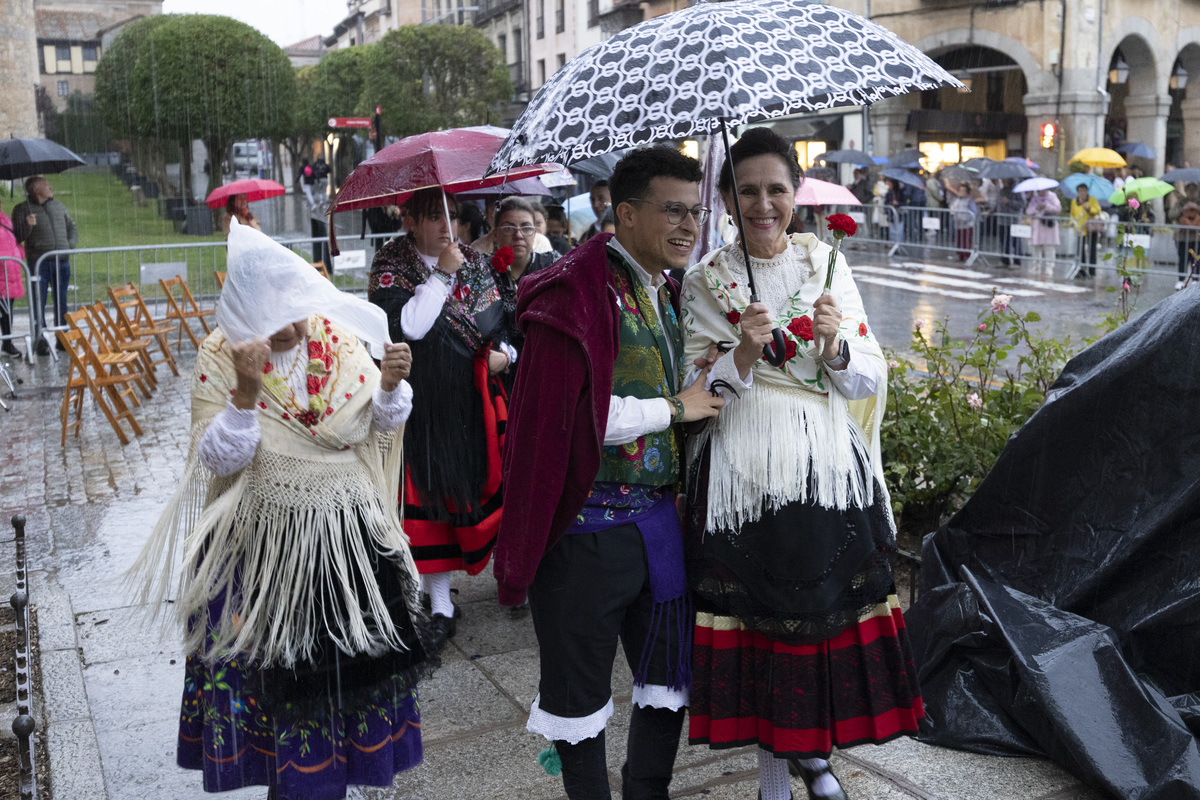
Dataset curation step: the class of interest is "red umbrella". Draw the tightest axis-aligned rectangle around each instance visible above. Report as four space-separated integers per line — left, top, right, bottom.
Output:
205 178 287 209
329 128 561 214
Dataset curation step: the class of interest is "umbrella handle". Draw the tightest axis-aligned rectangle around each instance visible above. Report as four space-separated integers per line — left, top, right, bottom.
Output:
763 327 787 367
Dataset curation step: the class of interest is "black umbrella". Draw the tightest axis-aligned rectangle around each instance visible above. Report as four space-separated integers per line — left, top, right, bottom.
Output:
939 165 979 183
816 149 874 166
571 152 622 179
977 160 1037 180
0 137 85 181
880 168 926 190
887 149 927 168
489 0 960 364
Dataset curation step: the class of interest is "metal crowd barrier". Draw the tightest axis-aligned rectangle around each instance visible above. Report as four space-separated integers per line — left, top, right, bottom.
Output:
10 515 36 800
1 256 36 365
25 231 400 358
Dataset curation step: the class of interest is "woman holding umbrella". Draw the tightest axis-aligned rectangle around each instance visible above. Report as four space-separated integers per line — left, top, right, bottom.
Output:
368 187 515 648
222 193 261 236
1025 188 1062 277
681 128 922 800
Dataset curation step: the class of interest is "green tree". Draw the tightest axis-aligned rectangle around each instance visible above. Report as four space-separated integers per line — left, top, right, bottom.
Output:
364 25 511 138
95 14 297 196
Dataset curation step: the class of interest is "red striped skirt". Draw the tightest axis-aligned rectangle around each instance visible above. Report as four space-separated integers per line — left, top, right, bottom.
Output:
689 597 924 758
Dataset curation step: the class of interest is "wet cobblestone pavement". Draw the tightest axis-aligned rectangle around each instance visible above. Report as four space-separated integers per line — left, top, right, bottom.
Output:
0 246 1147 798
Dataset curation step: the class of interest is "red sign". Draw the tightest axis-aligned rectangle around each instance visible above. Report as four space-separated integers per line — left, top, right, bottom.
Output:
327 117 373 129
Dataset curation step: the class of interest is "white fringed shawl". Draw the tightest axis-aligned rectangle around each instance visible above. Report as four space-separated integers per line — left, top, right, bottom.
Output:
128 319 416 668
680 234 892 532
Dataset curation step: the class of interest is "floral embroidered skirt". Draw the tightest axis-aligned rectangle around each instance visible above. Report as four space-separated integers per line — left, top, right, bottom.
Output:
177 529 432 798
177 654 423 799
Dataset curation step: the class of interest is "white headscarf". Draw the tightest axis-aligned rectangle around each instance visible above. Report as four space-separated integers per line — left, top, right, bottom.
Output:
216 218 391 357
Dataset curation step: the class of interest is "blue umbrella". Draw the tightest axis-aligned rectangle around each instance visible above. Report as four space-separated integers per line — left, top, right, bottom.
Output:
1060 172 1115 201
1117 142 1156 160
872 155 889 165
880 168 926 190
1162 167 1200 184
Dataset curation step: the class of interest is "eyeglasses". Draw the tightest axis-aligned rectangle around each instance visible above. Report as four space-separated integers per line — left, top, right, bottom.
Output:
497 224 537 237
627 199 711 226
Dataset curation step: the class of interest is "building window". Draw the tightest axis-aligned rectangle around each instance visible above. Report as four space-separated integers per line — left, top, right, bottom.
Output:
498 33 506 60
588 0 598 27
56 45 70 61
557 52 566 70
536 0 544 39
82 44 98 62
537 59 546 86
57 79 69 97
555 0 564 33
513 27 522 64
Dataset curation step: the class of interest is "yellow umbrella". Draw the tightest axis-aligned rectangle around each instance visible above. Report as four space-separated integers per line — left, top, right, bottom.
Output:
1071 148 1127 169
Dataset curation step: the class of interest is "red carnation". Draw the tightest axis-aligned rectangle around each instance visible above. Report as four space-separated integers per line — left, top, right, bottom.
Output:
826 213 858 238
306 375 321 396
787 315 814 342
492 246 514 274
726 309 741 325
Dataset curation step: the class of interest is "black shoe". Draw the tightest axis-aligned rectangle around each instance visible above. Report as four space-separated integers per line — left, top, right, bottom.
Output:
787 759 848 800
509 602 530 619
34 339 50 356
1 345 19 358
429 613 456 652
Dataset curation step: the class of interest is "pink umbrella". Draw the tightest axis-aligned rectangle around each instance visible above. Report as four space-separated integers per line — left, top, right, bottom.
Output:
205 178 286 210
795 178 859 206
330 128 561 214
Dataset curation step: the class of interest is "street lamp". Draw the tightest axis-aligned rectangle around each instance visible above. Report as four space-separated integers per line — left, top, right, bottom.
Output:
1171 61 1189 91
1108 52 1129 85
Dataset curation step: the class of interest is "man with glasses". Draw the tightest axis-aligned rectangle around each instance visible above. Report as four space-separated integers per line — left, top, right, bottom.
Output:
495 146 728 800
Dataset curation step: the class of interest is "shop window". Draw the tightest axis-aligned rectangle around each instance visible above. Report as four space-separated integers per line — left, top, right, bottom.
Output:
793 141 826 170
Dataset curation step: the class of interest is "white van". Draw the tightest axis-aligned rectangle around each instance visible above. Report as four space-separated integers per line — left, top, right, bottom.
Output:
232 141 259 175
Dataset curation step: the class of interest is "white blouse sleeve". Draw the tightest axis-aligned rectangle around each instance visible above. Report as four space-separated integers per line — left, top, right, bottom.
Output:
825 344 884 401
197 402 262 477
603 396 673 446
371 379 414 432
400 276 450 341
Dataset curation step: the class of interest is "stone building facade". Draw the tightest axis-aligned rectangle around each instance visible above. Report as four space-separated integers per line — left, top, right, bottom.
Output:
1 0 40 138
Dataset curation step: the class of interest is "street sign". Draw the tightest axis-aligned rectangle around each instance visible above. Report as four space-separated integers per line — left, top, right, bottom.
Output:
328 117 373 129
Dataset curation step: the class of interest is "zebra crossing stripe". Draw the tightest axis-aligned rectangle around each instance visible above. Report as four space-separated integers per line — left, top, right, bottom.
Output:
855 275 991 300
855 265 1042 296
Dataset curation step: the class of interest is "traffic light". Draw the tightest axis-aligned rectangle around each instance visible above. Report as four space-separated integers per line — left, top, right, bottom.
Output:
1040 122 1056 149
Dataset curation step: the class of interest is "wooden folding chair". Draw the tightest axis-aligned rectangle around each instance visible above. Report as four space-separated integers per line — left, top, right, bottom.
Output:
88 301 158 391
57 328 144 446
65 309 151 403
159 275 217 353
214 270 226 289
108 284 180 378
312 261 330 280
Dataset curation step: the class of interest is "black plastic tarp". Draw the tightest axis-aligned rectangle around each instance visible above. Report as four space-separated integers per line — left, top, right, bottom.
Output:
908 288 1200 799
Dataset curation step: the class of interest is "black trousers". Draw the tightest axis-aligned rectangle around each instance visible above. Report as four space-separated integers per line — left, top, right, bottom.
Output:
528 525 685 800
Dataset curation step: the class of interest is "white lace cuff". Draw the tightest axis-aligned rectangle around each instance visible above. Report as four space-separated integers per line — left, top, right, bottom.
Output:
197 402 261 477
631 683 689 711
526 693 614 744
371 379 413 432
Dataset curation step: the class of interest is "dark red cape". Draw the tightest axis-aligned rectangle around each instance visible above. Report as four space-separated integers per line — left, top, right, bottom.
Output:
492 233 680 604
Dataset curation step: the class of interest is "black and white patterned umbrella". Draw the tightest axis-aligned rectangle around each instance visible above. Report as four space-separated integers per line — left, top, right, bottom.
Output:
488 0 961 174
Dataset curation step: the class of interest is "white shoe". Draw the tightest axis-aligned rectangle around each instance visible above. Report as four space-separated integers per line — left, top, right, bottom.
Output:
1176 280 1186 290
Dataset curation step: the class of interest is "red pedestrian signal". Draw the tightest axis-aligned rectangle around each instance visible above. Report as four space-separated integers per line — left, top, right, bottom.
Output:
1040 122 1056 149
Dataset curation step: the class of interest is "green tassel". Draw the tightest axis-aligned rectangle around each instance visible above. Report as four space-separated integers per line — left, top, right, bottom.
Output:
537 744 562 776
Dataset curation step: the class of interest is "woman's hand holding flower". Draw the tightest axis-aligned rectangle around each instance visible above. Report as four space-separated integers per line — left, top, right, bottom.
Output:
813 294 843 362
